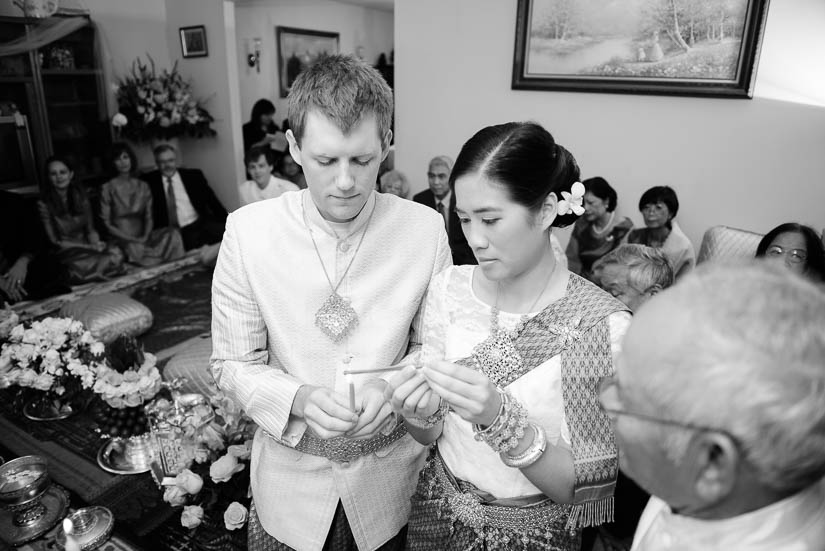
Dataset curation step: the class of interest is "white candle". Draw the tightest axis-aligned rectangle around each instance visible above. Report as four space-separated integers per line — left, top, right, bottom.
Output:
63 518 81 551
347 372 356 412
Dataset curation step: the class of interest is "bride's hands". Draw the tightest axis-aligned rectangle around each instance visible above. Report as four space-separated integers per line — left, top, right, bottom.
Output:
384 365 441 420
420 360 501 426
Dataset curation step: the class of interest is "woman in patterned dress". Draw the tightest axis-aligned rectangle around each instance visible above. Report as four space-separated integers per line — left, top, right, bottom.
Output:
386 122 631 550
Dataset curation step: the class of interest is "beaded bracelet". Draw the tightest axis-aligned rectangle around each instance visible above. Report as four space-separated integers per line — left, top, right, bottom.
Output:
500 422 547 469
404 400 448 429
472 390 529 454
472 389 509 441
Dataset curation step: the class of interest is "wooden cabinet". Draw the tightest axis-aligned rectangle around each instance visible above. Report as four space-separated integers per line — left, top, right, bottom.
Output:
0 15 110 195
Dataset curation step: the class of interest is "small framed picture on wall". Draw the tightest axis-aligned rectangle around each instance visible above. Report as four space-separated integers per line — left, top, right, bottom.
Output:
180 25 209 58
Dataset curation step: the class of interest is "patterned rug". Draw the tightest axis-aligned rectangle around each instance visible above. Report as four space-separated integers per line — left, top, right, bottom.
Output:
131 266 214 357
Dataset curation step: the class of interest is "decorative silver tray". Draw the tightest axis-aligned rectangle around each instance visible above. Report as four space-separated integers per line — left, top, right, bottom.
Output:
0 484 69 546
55 506 114 550
96 433 153 475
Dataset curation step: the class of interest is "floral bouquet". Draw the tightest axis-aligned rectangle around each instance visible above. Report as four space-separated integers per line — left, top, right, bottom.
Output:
0 317 105 418
113 55 216 142
0 304 19 342
91 335 162 439
157 389 257 547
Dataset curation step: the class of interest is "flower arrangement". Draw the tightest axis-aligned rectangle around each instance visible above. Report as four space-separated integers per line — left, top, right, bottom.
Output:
113 55 216 142
0 317 104 407
157 389 256 543
91 335 162 439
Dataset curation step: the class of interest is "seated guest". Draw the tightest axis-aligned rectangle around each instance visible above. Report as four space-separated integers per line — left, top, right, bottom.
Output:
755 222 825 283
242 98 281 152
566 176 633 280
415 155 475 265
625 185 694 280
592 244 673 311
379 169 409 198
0 190 70 303
238 146 298 206
275 151 307 190
413 155 453 225
600 263 825 550
38 156 125 283
100 143 185 266
145 144 227 250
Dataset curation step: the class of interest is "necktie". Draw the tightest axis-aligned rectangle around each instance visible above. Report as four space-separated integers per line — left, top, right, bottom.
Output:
436 201 449 234
165 176 179 227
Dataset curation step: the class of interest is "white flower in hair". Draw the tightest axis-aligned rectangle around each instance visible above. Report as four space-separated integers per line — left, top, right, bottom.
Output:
556 181 585 216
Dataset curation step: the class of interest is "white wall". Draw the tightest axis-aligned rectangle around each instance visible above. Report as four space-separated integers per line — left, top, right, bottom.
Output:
165 0 244 211
395 0 825 249
234 0 394 127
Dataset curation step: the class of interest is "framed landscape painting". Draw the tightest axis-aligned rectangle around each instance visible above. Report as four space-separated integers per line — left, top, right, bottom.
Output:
276 26 340 98
512 0 770 98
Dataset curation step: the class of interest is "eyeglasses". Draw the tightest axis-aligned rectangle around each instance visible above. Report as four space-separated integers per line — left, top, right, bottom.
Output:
597 375 744 449
766 245 808 264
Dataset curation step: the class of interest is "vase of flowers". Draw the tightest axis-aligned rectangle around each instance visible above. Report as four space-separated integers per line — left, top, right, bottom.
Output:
113 55 216 143
92 336 163 474
153 390 256 548
0 317 104 420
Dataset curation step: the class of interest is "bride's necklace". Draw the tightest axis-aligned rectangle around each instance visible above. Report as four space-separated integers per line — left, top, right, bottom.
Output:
472 261 557 385
302 200 375 343
591 211 615 236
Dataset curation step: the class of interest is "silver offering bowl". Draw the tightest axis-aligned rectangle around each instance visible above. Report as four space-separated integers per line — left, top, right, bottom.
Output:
0 455 51 522
0 455 68 545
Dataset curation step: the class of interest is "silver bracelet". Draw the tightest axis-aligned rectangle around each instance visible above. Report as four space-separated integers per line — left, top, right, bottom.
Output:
500 423 547 469
404 401 447 429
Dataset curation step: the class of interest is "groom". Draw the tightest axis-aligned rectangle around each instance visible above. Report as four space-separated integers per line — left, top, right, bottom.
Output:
210 55 451 551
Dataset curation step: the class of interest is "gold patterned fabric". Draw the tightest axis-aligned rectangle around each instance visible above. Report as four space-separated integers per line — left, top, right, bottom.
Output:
515 274 628 530
407 450 580 551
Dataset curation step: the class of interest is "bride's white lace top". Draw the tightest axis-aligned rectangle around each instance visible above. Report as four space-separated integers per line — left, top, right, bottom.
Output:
418 265 631 499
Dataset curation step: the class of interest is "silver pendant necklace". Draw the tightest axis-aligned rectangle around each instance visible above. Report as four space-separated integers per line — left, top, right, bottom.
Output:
302 200 375 343
472 261 557 385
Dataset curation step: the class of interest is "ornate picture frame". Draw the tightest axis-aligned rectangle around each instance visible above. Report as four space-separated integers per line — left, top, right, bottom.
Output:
276 26 340 98
512 0 770 98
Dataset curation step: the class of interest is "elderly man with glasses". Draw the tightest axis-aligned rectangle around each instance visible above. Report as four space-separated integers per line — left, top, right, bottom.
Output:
599 262 825 550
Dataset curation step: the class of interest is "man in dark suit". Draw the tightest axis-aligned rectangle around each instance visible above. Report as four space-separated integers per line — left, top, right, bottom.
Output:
144 144 227 251
413 155 475 265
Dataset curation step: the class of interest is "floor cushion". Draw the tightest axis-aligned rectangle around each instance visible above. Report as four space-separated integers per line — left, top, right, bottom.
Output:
162 334 216 396
59 292 153 343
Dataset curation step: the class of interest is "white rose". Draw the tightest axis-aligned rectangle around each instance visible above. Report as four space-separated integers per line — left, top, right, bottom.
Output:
90 342 105 356
209 454 244 484
180 505 203 529
17 369 36 387
124 393 143 408
223 502 248 531
227 443 251 461
174 469 203 495
32 373 54 391
106 396 125 409
163 485 188 507
111 113 128 127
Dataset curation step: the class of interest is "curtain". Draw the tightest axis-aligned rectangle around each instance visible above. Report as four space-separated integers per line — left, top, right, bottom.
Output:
0 17 89 58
